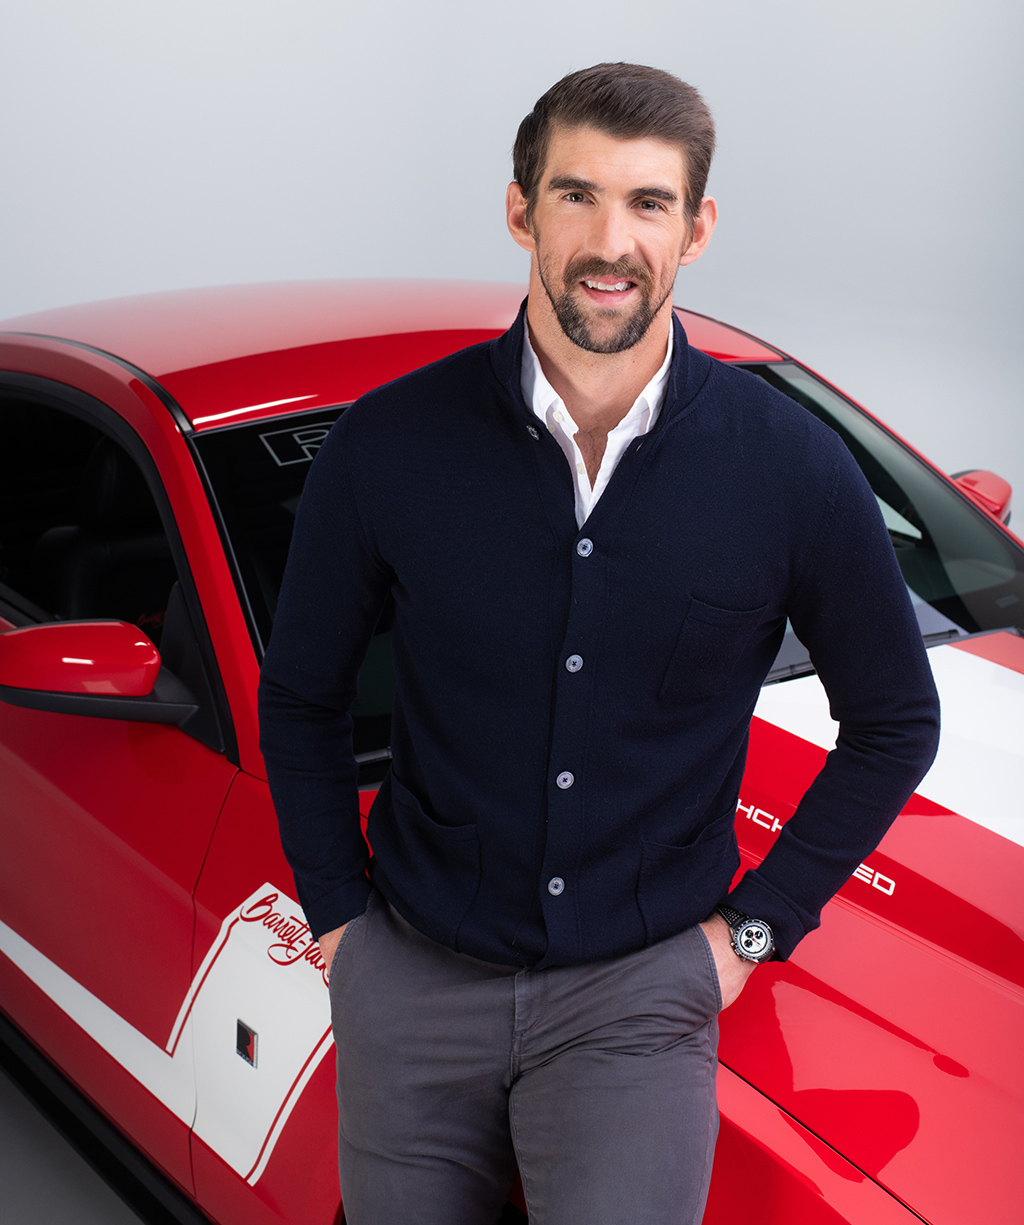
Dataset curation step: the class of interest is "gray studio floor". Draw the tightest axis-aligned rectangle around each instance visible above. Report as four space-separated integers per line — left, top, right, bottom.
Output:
0 1065 140 1225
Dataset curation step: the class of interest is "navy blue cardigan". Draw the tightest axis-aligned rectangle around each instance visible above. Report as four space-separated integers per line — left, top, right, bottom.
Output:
259 304 940 965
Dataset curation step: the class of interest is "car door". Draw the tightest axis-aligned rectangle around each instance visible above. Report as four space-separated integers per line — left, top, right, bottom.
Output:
0 380 238 1192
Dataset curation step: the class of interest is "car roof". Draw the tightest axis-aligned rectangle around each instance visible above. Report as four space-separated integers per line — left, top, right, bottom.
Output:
0 280 782 430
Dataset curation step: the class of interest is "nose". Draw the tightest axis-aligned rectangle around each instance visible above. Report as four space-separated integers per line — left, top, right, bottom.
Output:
584 201 635 264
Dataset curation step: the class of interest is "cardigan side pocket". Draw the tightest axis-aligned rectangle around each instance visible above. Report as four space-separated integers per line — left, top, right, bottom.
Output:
371 772 481 951
637 808 740 945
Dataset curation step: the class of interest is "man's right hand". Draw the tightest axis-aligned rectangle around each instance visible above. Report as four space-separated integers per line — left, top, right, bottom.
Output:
318 923 348 982
699 912 758 1010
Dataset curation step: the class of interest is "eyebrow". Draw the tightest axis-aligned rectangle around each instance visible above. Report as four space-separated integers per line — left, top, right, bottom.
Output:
546 175 679 204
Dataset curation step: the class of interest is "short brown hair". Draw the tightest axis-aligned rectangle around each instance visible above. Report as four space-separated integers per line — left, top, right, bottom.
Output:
513 63 716 233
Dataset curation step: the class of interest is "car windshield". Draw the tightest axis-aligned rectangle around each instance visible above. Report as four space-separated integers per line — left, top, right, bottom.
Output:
194 413 344 655
193 409 399 781
193 360 1024 715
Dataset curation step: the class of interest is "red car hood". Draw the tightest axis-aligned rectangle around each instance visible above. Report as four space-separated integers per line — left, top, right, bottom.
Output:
726 633 1024 1225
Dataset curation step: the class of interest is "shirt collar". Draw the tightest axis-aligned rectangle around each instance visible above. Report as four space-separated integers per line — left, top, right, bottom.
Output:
521 321 674 434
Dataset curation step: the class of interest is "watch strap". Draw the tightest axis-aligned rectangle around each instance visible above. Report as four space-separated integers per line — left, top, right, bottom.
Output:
717 904 748 928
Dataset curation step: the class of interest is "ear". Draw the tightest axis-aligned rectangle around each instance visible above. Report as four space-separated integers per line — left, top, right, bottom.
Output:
678 196 718 267
506 182 536 254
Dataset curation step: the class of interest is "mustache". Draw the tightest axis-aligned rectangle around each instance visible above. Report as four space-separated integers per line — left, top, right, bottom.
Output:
563 256 655 292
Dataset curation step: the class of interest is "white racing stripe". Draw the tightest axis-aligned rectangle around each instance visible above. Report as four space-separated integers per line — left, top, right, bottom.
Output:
0 915 195 1125
753 643 1024 849
0 883 334 1185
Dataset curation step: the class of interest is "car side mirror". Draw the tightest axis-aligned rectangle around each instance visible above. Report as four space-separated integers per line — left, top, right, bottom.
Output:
951 469 1013 525
0 620 199 725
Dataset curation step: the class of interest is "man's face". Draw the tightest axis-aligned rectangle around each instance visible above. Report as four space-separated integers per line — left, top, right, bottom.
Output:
522 126 694 354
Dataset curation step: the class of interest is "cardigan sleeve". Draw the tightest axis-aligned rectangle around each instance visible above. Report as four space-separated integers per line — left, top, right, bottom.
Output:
258 415 392 939
726 441 941 958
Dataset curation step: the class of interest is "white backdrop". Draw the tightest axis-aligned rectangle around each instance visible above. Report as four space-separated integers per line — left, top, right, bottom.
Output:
3 0 1022 501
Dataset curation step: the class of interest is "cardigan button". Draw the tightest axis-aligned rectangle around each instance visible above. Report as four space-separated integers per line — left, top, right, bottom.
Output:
576 538 593 557
565 655 583 672
527 425 540 439
547 877 565 896
556 771 574 789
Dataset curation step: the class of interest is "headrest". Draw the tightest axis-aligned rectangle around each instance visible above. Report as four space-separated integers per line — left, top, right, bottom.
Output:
77 437 163 533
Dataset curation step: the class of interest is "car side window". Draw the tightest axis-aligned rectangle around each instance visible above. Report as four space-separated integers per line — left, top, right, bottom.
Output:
0 396 178 640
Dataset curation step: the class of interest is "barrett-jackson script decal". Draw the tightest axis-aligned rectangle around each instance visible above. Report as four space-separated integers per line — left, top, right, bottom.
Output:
239 890 331 984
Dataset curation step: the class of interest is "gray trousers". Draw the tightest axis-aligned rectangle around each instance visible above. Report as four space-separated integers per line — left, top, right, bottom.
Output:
329 890 721 1225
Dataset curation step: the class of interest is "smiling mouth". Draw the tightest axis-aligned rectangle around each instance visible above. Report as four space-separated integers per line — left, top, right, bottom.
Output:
582 279 635 293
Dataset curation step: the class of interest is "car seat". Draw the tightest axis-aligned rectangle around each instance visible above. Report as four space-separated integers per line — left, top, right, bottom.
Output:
31 436 176 635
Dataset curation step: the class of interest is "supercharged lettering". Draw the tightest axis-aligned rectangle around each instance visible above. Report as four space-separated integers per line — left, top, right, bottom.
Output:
736 798 896 896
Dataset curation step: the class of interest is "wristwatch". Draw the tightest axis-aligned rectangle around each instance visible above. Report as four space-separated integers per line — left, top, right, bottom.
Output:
717 904 775 964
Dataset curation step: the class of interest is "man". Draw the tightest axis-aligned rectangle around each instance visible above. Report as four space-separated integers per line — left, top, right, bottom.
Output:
259 63 939 1224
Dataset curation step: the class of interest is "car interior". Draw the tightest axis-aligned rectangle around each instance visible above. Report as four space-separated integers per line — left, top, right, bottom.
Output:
0 393 226 752
0 398 176 639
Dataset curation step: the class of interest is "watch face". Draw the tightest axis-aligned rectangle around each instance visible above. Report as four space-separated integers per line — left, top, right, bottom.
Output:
736 920 773 961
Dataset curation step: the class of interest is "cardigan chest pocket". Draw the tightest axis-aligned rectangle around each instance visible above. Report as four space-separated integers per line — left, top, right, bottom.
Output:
659 596 768 703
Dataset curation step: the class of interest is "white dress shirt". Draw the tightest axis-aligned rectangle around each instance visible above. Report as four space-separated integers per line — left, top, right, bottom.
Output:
521 325 674 527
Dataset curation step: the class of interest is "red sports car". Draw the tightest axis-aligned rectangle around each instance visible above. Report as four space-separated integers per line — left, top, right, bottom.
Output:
0 281 1021 1225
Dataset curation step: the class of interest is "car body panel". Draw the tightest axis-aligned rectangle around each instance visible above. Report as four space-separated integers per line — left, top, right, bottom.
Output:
164 330 506 430
951 626 1024 674
1 280 1022 1225
189 1063 342 1225
705 1066 925 1224
0 704 236 1043
0 281 781 409
0 281 530 381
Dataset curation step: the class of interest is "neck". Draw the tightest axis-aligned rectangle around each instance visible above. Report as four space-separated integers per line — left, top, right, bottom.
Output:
524 275 673 433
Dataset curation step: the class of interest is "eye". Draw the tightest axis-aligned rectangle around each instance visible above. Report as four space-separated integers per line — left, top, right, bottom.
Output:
636 199 664 211
564 192 588 203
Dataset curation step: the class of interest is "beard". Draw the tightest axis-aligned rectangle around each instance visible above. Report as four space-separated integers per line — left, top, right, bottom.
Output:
537 252 673 354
